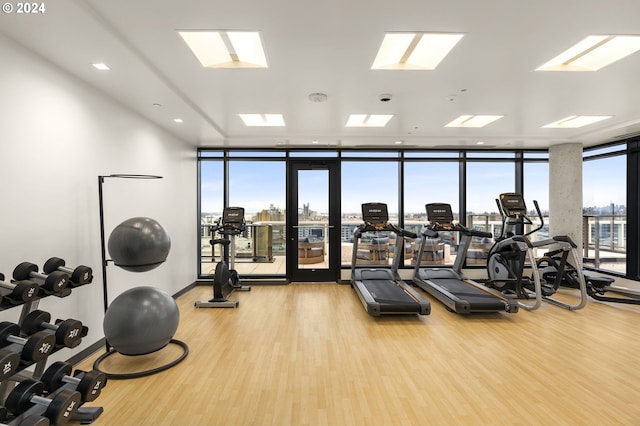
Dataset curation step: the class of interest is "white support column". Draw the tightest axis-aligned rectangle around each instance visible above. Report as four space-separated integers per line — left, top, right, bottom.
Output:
548 143 583 257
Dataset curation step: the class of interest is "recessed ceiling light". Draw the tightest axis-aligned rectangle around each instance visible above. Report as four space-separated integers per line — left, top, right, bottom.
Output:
476 141 485 145
312 140 319 144
173 118 184 123
394 140 403 145
542 115 612 128
536 35 640 71
92 63 110 71
345 114 394 127
445 115 504 128
372 32 464 70
239 114 285 127
178 30 268 68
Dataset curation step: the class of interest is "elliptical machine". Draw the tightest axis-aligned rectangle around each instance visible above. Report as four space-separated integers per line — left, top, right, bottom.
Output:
485 193 588 311
486 193 549 307
195 207 251 308
536 247 640 305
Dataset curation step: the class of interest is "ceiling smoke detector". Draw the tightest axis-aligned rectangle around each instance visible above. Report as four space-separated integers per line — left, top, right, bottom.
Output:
308 93 328 102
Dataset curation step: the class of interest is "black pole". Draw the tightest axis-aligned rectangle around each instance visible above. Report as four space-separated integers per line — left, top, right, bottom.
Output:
98 176 108 314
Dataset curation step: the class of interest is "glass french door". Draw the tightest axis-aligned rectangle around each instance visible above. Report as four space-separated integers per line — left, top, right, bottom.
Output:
287 160 340 282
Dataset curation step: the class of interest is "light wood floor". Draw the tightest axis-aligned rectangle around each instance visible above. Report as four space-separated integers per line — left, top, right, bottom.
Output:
75 283 640 425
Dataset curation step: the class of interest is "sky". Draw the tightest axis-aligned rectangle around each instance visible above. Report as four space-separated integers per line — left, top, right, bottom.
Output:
583 155 626 207
200 156 626 217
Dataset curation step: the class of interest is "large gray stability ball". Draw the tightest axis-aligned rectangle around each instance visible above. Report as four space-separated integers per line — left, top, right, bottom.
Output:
108 217 171 272
104 286 180 356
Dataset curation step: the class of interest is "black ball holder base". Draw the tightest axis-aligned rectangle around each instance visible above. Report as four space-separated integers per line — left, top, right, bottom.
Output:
92 339 189 380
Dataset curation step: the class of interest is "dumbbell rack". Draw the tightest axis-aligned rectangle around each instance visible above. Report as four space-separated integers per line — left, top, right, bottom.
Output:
0 267 103 425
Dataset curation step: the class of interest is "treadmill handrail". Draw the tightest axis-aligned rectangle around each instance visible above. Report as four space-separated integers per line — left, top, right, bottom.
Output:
425 223 492 240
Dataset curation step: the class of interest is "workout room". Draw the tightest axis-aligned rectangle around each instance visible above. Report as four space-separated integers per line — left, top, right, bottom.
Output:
1 1 640 425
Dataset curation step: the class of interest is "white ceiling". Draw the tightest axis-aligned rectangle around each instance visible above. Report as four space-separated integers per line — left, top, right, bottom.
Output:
2 0 640 150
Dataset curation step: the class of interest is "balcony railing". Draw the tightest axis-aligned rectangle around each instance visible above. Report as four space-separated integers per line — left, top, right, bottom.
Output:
582 215 626 272
199 214 628 274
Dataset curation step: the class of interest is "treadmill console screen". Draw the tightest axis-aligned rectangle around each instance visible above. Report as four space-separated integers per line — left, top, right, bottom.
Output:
223 207 245 224
499 193 527 217
426 203 454 224
362 203 389 225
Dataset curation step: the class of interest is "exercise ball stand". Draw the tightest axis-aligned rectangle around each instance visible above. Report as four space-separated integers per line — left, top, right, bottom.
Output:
97 174 189 380
92 339 189 380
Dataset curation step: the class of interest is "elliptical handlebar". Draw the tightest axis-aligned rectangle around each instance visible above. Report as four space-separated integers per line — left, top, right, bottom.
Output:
526 200 544 237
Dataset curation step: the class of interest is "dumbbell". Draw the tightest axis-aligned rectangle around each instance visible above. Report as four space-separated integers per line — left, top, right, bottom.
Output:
12 263 69 294
0 347 21 381
0 272 38 304
41 361 107 402
42 257 93 287
0 409 50 426
0 322 55 363
1 415 51 426
21 310 84 349
4 379 80 425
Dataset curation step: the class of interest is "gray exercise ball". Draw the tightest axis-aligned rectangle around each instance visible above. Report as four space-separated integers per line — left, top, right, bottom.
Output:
104 286 180 356
108 217 171 272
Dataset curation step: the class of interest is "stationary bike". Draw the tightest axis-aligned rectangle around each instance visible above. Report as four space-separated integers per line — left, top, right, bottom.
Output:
195 207 250 308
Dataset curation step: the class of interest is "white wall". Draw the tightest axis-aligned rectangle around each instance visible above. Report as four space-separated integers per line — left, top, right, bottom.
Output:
0 34 197 362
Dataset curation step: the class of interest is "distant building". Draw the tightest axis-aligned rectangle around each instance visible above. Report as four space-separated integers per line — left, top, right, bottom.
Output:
256 204 285 222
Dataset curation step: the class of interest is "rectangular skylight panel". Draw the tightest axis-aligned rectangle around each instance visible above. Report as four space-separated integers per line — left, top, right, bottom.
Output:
371 33 416 69
345 114 393 127
178 30 268 68
365 114 394 127
178 31 230 67
92 63 111 71
239 114 285 127
537 35 640 71
445 115 503 128
410 33 464 70
372 32 463 70
572 36 640 70
227 32 268 67
542 115 612 128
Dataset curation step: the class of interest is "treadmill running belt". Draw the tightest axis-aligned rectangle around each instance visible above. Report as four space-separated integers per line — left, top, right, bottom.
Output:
428 278 507 310
356 269 420 312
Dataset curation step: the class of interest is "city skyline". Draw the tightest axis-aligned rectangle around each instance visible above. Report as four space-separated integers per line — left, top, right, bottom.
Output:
201 155 626 216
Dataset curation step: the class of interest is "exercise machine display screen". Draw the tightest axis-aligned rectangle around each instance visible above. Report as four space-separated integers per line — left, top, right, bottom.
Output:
426 203 454 223
499 193 527 216
223 207 245 224
362 203 389 225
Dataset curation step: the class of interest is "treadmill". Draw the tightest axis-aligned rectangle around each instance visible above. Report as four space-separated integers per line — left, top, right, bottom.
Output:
351 203 431 316
412 203 518 314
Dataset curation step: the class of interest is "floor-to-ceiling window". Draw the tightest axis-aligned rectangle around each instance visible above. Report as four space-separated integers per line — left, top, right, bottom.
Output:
465 153 516 266
199 151 286 277
197 146 638 282
227 155 286 276
199 155 224 276
583 144 627 275
523 154 550 255
340 152 399 267
403 152 460 267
